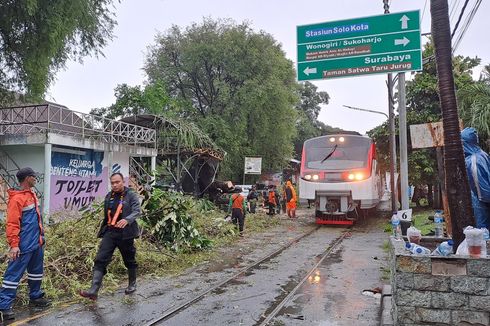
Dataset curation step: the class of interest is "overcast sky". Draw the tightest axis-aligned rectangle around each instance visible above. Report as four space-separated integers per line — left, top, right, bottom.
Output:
46 0 489 134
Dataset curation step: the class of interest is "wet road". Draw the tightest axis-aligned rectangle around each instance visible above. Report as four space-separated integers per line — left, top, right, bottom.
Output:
268 217 387 326
162 227 344 326
11 211 388 326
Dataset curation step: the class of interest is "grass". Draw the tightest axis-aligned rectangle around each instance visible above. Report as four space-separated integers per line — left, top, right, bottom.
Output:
382 208 435 236
411 208 435 236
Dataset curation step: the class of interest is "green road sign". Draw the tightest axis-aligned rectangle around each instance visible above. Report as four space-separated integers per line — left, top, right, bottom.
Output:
297 10 422 81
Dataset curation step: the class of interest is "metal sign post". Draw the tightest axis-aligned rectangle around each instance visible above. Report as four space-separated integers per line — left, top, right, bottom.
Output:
243 157 262 185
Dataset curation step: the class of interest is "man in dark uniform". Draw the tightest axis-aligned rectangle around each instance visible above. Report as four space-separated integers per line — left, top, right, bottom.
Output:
80 173 141 300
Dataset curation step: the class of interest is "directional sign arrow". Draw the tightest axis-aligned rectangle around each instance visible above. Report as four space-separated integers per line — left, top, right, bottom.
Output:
394 37 410 47
400 15 410 29
303 67 317 76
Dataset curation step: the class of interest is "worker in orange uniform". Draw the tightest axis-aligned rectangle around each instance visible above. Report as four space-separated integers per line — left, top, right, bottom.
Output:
267 185 277 216
0 168 51 321
228 187 247 236
285 181 297 219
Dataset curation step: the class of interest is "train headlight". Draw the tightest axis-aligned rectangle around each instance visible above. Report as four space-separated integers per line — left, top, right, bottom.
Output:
304 174 312 180
329 137 335 142
312 174 319 181
347 173 355 180
339 136 345 142
355 173 364 181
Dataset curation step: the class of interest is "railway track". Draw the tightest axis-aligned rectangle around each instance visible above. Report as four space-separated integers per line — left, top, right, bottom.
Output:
145 225 351 326
256 230 350 325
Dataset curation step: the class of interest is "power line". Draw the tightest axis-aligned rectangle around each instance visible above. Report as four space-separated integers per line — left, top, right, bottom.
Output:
453 0 482 52
421 0 428 24
451 0 471 39
450 0 463 24
423 0 480 65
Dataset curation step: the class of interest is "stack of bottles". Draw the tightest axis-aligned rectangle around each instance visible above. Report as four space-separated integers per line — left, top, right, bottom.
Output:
405 240 453 256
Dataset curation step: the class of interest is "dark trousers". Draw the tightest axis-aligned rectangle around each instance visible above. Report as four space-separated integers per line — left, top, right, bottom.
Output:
231 208 245 233
94 230 138 274
249 199 257 213
268 203 276 215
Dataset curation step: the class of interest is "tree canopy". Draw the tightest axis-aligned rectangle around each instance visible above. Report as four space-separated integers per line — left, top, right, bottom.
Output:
143 19 299 180
368 39 481 187
0 0 118 102
458 68 490 149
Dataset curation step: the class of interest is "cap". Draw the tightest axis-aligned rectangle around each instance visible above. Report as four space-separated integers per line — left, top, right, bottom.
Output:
16 167 39 181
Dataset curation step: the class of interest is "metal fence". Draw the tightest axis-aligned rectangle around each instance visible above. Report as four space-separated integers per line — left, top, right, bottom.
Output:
0 103 156 146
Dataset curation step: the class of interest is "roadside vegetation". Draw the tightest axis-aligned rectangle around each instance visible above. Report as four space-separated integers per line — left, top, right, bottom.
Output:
0 191 279 306
383 208 434 236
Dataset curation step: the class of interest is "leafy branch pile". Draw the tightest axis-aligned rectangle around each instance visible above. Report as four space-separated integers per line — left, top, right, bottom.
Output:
0 190 278 305
140 189 234 252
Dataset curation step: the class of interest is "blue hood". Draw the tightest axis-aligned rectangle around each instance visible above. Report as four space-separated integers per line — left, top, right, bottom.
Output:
461 127 480 156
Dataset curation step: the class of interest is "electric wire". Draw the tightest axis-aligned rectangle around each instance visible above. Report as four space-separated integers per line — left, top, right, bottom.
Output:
423 0 479 65
452 0 482 52
421 0 429 25
451 0 471 39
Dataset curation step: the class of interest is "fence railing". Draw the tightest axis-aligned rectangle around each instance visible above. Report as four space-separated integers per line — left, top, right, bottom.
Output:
0 103 156 146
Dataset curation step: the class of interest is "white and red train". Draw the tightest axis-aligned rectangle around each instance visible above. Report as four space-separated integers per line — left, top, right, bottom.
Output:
299 134 382 225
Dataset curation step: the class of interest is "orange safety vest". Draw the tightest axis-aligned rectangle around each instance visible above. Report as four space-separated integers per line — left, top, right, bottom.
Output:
231 193 245 211
268 191 276 205
108 191 125 226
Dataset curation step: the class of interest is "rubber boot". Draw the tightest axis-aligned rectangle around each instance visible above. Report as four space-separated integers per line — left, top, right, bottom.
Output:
79 270 104 300
125 268 137 294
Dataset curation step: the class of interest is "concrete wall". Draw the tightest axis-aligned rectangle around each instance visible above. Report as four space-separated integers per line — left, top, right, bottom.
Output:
390 238 490 326
3 144 45 188
0 145 45 219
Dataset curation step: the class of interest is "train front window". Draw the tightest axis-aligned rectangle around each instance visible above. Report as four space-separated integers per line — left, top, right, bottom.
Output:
305 137 371 170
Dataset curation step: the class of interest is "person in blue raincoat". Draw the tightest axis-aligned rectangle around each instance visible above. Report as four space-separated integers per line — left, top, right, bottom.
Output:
461 128 490 229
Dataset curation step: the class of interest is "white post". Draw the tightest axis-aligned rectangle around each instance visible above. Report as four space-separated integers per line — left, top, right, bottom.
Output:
151 155 157 173
43 143 52 222
398 72 409 210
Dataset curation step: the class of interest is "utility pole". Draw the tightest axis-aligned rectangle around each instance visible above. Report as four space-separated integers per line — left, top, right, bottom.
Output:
384 0 398 213
431 0 475 248
398 72 409 210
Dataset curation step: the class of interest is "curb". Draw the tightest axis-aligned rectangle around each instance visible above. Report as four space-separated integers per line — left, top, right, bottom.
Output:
380 284 394 326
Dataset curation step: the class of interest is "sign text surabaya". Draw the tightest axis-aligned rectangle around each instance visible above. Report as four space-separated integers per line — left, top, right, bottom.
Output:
297 10 420 44
297 50 422 81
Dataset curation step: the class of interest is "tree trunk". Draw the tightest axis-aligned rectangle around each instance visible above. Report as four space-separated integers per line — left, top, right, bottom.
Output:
431 0 475 247
428 183 434 208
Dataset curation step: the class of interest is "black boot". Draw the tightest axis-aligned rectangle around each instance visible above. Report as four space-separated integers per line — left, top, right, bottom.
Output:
79 270 104 300
0 308 15 321
125 268 137 294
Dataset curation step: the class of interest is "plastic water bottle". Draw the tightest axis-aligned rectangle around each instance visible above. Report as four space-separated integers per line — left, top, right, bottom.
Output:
410 244 431 255
432 240 454 256
481 228 490 241
391 213 402 240
405 242 415 252
434 210 444 238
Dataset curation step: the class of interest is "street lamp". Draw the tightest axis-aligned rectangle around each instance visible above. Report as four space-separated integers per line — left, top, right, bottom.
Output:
342 104 398 212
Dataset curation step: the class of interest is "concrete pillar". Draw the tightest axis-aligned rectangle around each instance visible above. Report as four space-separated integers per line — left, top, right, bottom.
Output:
43 143 52 222
151 155 157 173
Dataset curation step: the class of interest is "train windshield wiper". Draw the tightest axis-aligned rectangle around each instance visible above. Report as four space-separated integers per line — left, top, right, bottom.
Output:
321 144 338 163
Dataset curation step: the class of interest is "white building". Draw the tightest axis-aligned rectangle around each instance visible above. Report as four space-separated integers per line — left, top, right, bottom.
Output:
0 102 157 221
